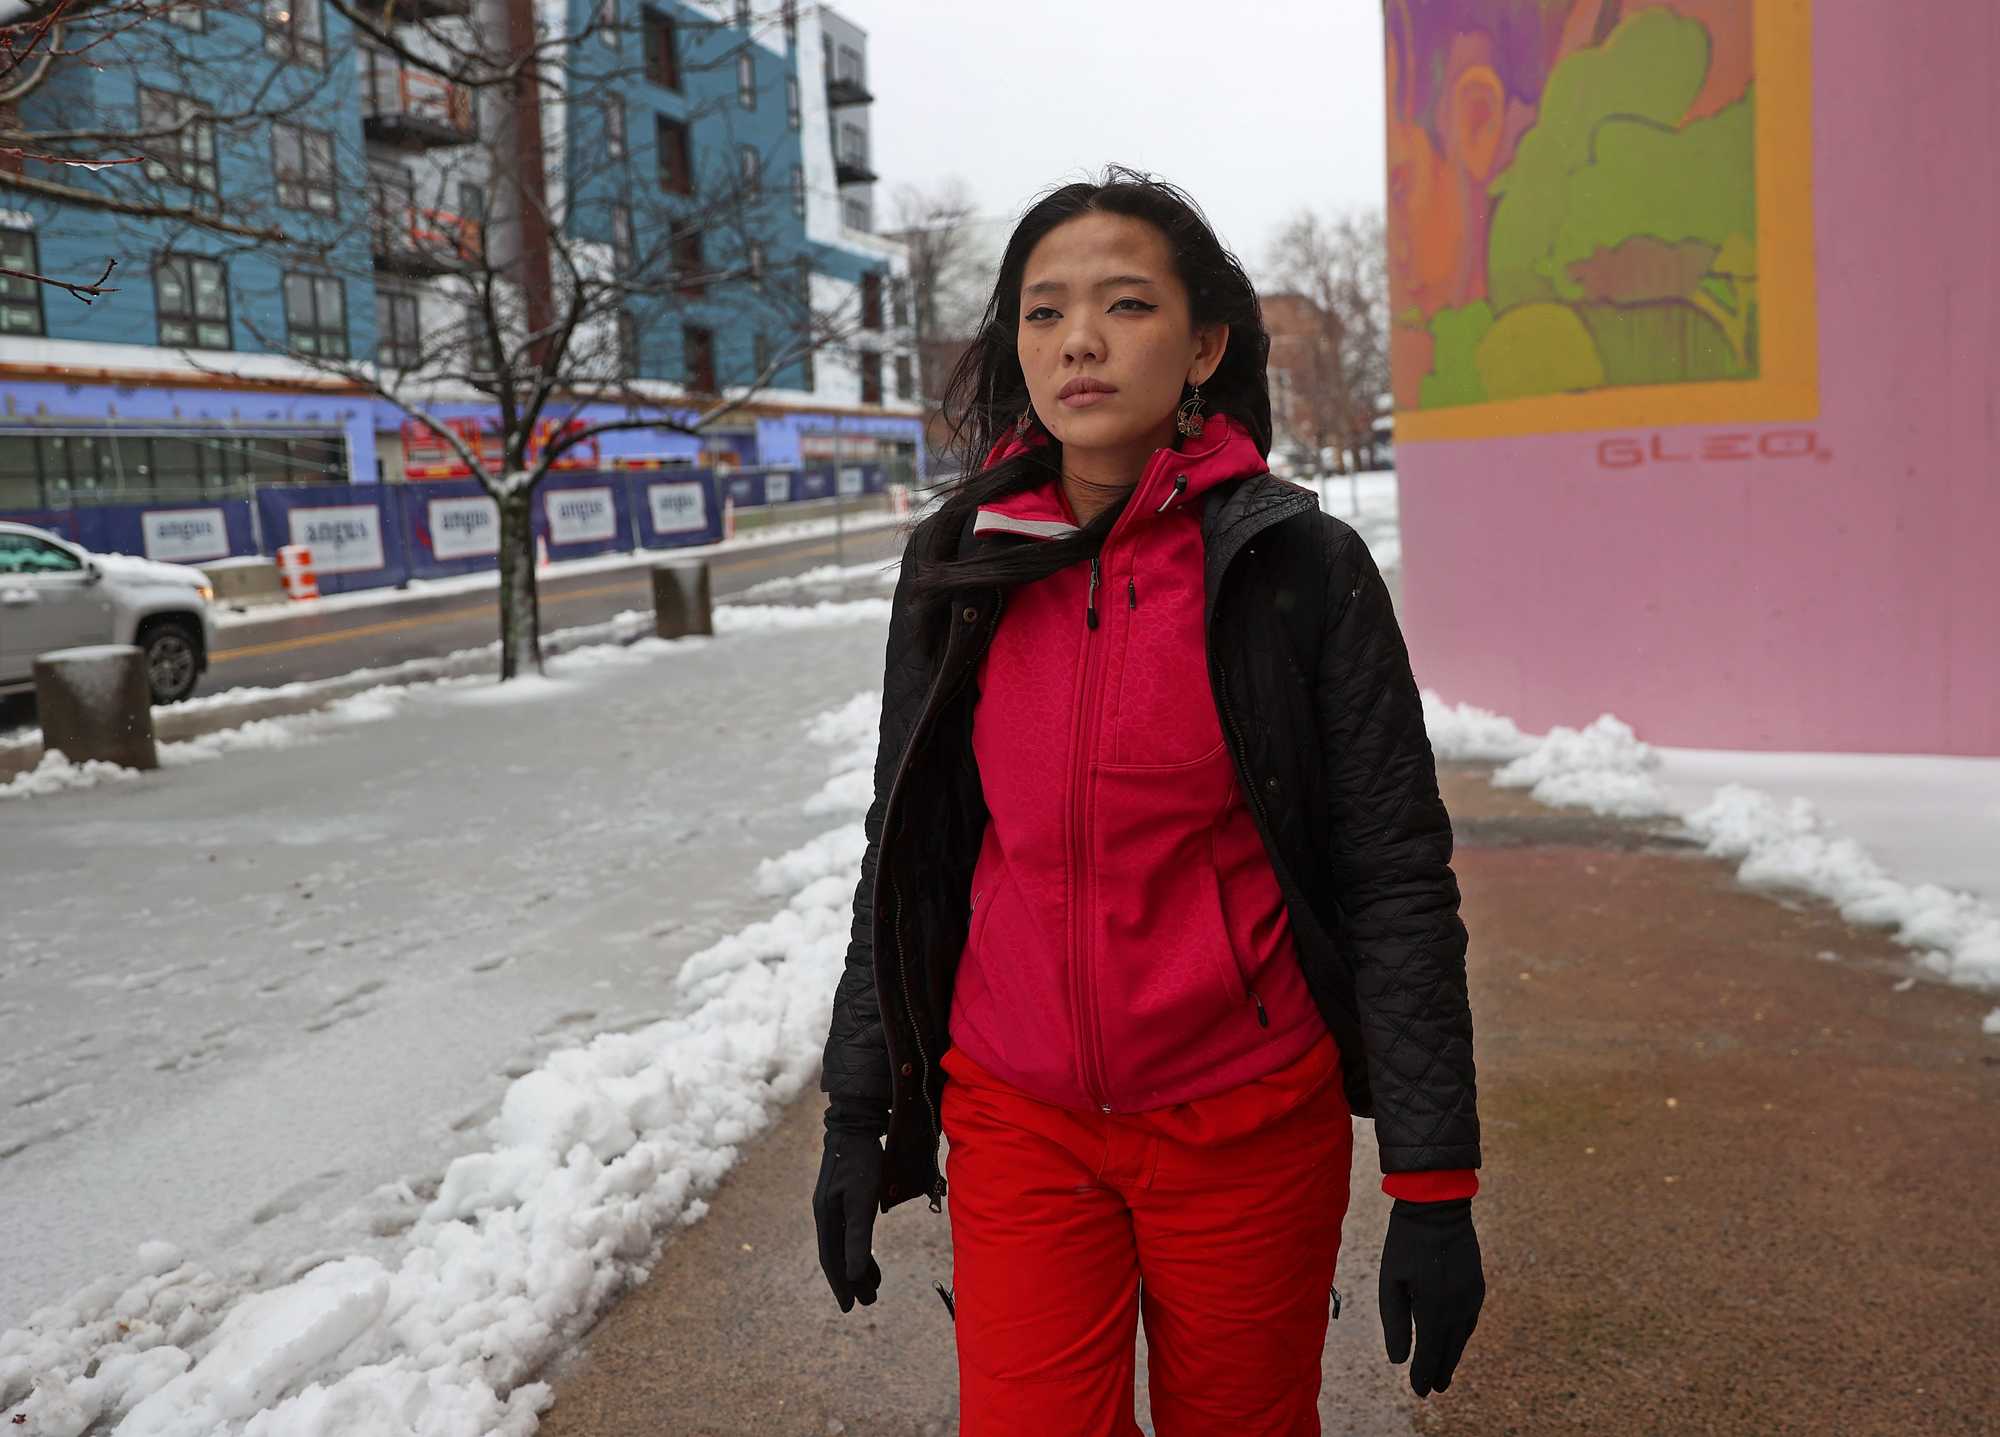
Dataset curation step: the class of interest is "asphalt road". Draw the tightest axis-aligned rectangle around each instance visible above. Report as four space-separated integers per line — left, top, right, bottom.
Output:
195 524 907 696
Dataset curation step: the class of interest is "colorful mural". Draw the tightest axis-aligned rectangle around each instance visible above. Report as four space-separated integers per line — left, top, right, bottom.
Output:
1386 0 1816 439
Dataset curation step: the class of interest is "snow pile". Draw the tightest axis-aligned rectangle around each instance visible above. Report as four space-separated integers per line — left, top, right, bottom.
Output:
1491 714 1672 819
713 598 894 633
1685 785 2000 989
1420 691 1538 764
736 560 900 599
0 691 884 1435
0 751 146 800
1 692 416 803
1423 694 2000 997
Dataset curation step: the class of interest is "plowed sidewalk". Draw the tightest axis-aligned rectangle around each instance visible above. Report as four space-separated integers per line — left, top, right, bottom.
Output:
537 764 1999 1436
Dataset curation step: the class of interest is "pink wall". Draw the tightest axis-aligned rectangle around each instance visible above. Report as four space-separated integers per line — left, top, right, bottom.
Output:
1399 3 1999 756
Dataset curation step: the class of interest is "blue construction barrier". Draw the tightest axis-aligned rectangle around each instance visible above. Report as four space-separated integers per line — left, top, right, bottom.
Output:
255 484 408 597
0 462 877 590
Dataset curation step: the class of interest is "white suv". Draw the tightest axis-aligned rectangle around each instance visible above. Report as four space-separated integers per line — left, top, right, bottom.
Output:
0 522 218 704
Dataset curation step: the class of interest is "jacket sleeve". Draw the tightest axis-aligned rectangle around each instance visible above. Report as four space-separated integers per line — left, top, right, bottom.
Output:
1315 527 1481 1174
820 553 926 1138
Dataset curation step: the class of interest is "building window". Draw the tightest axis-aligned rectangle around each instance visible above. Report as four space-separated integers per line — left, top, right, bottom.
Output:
271 121 336 215
737 53 756 109
165 0 204 30
860 350 883 405
890 276 908 327
838 44 864 85
598 0 619 48
375 285 421 369
842 195 869 231
139 89 218 203
457 181 486 229
860 271 883 330
895 353 913 401
655 115 692 194
673 227 704 297
263 0 324 66
838 122 867 168
790 164 806 218
786 74 800 129
684 325 716 393
754 330 772 378
604 98 626 159
643 8 678 88
283 271 347 358
616 309 639 378
0 229 46 336
739 144 761 198
747 240 765 289
610 201 635 274
155 254 231 349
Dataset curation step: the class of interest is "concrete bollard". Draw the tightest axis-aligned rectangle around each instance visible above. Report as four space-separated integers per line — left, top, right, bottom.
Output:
652 561 713 639
33 645 159 771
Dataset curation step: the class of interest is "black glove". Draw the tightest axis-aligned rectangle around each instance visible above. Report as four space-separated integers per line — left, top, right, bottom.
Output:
812 1128 884 1312
1379 1197 1484 1397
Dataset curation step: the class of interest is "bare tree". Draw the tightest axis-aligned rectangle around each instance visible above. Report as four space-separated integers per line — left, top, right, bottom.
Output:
888 175 979 390
1266 208 1389 474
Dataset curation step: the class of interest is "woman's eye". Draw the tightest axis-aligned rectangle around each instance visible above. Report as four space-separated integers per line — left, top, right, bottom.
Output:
1111 298 1157 313
1023 306 1057 323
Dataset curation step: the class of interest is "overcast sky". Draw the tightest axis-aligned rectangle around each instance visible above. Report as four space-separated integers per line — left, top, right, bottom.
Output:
829 0 1389 279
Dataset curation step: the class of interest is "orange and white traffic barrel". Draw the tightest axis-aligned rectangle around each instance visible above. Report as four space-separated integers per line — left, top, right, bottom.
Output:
276 545 319 601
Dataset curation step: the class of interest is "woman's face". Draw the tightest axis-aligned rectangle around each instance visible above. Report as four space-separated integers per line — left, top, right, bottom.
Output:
1015 212 1226 458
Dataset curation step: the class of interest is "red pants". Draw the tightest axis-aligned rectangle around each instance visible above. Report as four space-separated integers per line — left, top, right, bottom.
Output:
939 1034 1354 1436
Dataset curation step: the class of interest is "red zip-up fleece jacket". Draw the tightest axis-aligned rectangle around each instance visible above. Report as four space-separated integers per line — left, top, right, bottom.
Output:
946 415 1475 1203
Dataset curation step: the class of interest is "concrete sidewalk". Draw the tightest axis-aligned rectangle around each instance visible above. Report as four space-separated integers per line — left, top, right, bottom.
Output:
537 764 1998 1436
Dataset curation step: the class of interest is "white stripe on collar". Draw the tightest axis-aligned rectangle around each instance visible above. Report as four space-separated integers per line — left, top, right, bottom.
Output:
973 511 1080 540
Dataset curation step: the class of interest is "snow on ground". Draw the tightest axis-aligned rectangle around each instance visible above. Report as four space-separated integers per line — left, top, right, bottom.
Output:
1424 702 2000 998
1 595 894 1432
214 510 908 630
1306 470 1400 574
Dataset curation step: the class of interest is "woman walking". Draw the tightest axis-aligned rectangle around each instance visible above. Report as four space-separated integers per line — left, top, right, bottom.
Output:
812 168 1483 1435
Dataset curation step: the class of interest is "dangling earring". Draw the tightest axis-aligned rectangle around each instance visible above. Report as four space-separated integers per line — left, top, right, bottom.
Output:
1014 406 1036 439
1176 384 1206 439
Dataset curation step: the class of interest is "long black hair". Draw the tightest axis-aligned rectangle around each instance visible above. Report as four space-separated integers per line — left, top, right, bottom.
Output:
909 166 1272 602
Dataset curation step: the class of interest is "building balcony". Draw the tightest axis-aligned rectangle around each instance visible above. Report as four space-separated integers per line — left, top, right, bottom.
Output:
371 0 472 21
370 193 481 277
825 73 874 108
834 153 878 187
361 60 476 149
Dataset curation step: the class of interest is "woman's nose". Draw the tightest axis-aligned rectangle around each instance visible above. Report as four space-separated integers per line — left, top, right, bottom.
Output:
1061 317 1104 365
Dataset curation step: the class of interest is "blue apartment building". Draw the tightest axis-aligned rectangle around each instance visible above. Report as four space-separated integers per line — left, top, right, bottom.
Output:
0 0 921 580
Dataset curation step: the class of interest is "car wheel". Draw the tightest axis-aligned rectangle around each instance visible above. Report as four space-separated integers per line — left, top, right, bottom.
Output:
142 620 201 704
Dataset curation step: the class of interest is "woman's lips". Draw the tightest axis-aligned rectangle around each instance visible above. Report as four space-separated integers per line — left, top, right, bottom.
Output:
1059 389 1114 409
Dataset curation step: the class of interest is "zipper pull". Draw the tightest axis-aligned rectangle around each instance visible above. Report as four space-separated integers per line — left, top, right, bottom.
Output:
1156 473 1188 513
1127 575 1137 610
934 1281 957 1321
929 1174 947 1212
1250 989 1269 1028
1086 557 1100 630
1330 1284 1343 1320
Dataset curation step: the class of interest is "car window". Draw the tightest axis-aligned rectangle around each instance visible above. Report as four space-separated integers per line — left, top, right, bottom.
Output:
0 533 84 576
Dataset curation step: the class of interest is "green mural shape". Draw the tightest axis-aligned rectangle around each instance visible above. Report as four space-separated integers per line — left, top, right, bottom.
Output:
1486 8 1710 313
1473 302 1606 400
1418 302 1495 409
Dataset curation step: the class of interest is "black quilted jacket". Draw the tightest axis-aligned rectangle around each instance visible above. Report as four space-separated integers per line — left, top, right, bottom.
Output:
821 472 1479 1214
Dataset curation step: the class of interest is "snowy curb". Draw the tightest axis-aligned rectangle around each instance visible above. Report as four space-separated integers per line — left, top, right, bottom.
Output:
1 599 896 801
213 509 909 631
0 691 888 1436
1423 695 2000 1014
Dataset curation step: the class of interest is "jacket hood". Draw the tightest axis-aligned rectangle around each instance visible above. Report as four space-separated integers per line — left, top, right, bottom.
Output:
974 413 1268 541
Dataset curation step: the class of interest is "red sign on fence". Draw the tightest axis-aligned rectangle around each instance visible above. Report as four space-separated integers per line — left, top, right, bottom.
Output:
401 418 601 479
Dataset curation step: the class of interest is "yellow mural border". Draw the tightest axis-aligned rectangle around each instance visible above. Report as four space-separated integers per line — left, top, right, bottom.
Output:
1394 0 1818 443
